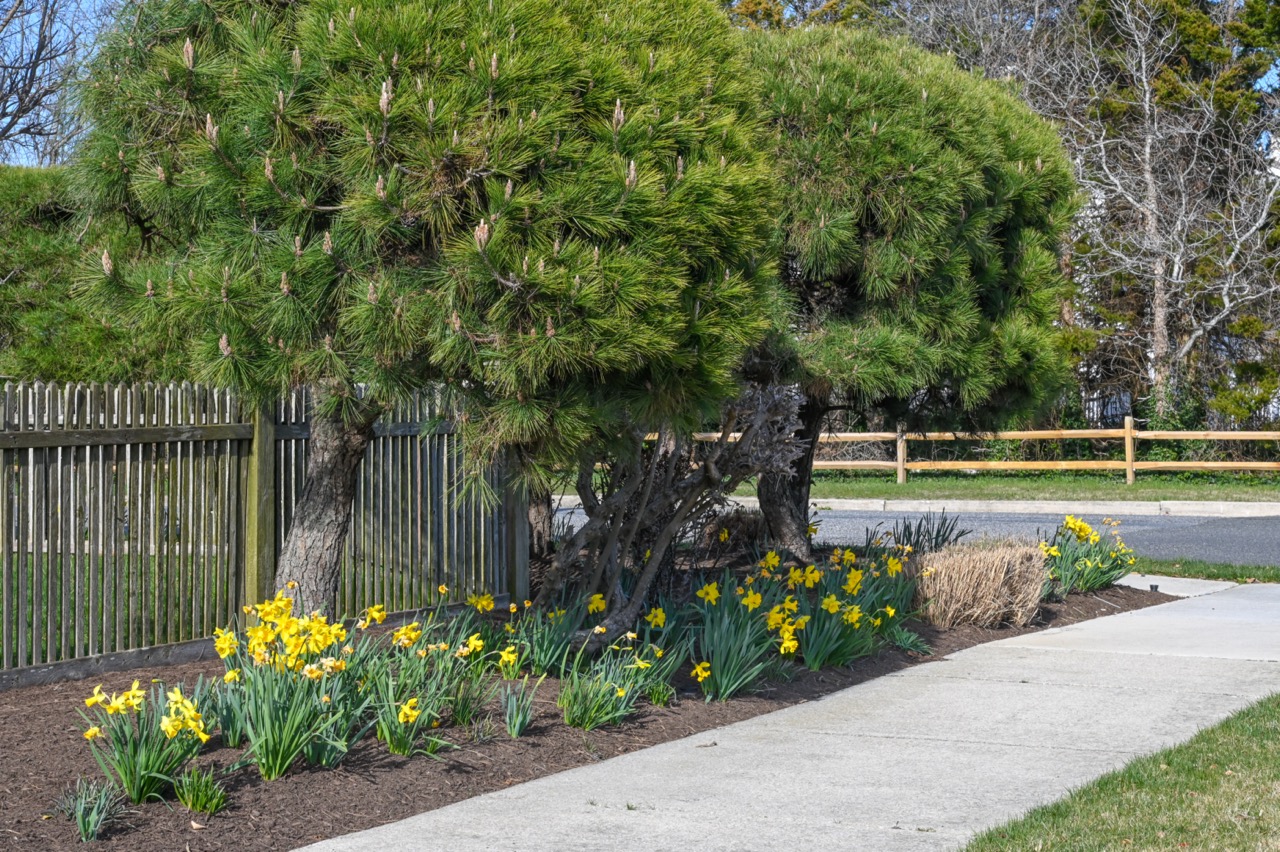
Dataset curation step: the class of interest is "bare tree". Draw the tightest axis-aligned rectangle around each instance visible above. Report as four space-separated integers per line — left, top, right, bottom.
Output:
1 0 100 163
882 0 1280 423
1027 0 1280 417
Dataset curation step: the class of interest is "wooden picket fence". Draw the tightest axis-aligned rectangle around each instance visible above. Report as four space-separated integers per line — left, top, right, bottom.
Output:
0 382 527 671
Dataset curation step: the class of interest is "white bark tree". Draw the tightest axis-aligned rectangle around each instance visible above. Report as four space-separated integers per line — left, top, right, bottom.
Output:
883 0 1280 422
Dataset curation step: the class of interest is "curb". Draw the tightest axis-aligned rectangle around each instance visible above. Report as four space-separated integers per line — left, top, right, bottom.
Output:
555 495 1280 518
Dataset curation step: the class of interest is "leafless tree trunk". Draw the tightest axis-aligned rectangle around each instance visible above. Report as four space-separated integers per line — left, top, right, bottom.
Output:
1 0 102 162
883 0 1280 422
533 385 803 650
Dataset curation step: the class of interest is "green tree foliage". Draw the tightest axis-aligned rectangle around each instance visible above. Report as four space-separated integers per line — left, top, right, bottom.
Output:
74 0 776 610
745 27 1078 554
0 165 179 381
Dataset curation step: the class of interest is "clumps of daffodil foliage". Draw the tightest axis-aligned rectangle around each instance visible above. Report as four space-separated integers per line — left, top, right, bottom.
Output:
80 677 211 803
1040 516 1137 598
69 544 924 839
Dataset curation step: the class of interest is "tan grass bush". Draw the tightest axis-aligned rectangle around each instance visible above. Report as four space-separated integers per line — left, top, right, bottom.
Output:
913 540 1046 629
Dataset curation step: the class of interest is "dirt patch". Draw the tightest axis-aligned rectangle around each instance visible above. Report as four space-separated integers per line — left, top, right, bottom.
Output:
0 584 1172 851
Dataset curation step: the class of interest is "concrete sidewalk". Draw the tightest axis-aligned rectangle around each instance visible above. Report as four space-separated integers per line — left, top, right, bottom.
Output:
302 580 1280 852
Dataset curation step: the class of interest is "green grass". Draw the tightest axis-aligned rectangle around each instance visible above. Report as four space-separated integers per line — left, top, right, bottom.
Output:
732 472 1280 503
1130 557 1280 584
966 691 1280 851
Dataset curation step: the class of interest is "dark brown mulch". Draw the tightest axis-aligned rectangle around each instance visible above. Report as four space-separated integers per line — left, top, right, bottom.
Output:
0 585 1171 851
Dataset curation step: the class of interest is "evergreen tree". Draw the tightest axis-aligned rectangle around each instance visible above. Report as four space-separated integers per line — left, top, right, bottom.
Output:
745 27 1077 556
0 165 180 381
75 0 776 611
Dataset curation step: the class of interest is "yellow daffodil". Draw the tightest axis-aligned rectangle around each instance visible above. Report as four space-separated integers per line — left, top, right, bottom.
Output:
644 608 666 629
213 627 239 659
438 584 449 595
885 606 896 618
695 581 720 606
85 685 107 708
741 589 763 612
466 633 484 653
803 565 821 588
160 714 183 739
886 556 904 577
505 623 516 634
820 594 840 614
842 604 862 626
842 569 864 597
524 599 533 608
587 593 606 614
760 550 781 570
779 636 799 655
467 592 496 614
691 661 711 683
842 548 857 567
794 615 811 630
509 603 518 613
807 521 819 537
628 658 652 670
392 621 423 648
615 687 627 698
592 625 607 634
223 669 241 684
83 726 103 741
718 528 729 543
499 646 518 667
398 698 421 724
787 566 805 588
782 595 798 614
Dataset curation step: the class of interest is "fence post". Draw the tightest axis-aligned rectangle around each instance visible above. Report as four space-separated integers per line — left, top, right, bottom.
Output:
895 428 907 485
503 472 530 604
243 404 276 611
1124 415 1136 485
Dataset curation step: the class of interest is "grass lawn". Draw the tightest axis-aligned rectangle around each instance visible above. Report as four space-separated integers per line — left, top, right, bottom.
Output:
966 691 1280 851
1130 556 1280 584
736 471 1280 503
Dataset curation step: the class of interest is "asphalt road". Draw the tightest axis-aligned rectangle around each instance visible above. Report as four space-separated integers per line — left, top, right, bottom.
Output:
812 510 1280 568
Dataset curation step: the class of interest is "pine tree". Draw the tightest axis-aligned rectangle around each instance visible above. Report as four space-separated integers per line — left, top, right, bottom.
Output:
0 165 180 381
75 0 776 611
744 27 1078 556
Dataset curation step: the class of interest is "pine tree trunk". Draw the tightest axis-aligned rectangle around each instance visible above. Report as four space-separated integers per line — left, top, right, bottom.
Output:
528 486 555 560
275 406 377 614
757 391 827 563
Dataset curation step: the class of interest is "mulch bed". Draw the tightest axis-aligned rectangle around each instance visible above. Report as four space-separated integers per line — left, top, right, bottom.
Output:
0 585 1171 851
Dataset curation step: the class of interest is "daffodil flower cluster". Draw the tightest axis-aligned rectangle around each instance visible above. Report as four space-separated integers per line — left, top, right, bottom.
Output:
160 686 210 744
1043 515 1139 596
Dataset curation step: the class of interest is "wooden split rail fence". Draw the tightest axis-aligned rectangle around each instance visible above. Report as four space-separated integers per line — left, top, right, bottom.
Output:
689 416 1280 484
0 382 528 671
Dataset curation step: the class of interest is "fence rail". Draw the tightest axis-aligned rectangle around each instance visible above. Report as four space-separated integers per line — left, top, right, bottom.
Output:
687 417 1280 483
0 381 527 672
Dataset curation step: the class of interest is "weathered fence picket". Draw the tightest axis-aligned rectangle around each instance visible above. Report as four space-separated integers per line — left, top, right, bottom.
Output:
0 381 526 671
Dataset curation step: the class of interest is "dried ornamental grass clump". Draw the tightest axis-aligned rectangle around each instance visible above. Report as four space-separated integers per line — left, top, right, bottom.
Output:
914 541 1045 629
